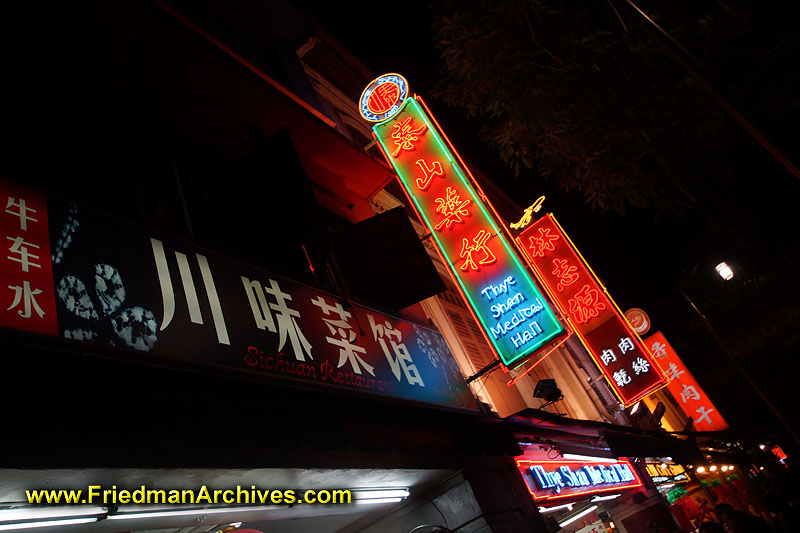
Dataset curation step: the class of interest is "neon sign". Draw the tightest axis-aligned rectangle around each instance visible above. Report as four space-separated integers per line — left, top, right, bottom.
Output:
370 93 565 369
517 215 666 405
644 331 728 430
359 73 409 123
516 458 643 501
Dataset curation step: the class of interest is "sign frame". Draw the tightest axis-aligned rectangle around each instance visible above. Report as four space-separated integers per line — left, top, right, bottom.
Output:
517 214 666 406
515 458 644 502
371 95 567 370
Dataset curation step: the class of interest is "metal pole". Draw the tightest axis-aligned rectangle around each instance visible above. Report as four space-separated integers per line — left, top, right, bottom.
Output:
678 288 800 446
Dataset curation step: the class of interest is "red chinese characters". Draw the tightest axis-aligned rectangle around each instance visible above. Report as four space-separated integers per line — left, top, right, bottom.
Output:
644 331 729 431
390 116 427 157
568 284 606 324
1 178 57 336
518 214 665 406
415 158 444 191
527 227 559 257
551 257 579 292
459 230 496 272
434 187 471 230
367 82 401 115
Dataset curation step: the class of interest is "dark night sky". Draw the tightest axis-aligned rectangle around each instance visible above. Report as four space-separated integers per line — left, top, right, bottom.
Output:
294 0 800 440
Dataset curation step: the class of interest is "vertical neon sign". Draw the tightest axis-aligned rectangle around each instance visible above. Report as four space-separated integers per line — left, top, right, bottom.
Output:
645 331 728 430
367 90 565 369
518 215 666 405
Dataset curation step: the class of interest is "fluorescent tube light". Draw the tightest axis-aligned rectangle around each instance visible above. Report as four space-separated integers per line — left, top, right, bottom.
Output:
539 503 574 513
108 505 277 520
559 505 598 527
0 506 105 521
354 497 403 505
0 517 98 530
591 494 621 502
562 454 618 463
352 489 409 499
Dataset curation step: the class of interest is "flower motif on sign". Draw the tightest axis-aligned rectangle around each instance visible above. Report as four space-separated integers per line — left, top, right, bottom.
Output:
390 116 427 157
567 284 606 324
415 159 445 191
459 229 496 272
528 227 559 257
434 187 471 230
551 257 579 292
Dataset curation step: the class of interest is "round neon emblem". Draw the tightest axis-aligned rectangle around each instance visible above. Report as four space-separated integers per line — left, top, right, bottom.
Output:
359 73 409 122
625 308 651 335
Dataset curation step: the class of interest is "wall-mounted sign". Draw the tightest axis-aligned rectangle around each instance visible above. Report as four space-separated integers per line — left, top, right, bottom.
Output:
358 73 409 123
517 214 666 406
515 458 643 502
644 331 728 431
370 91 566 369
625 308 651 335
645 462 690 484
0 178 477 411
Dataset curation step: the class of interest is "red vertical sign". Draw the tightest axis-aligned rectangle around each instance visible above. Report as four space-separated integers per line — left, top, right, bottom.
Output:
518 214 666 406
645 331 728 431
0 178 57 336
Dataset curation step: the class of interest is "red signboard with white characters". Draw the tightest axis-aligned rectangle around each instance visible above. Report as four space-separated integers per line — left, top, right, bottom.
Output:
0 178 57 336
517 214 666 406
515 458 643 502
644 331 729 431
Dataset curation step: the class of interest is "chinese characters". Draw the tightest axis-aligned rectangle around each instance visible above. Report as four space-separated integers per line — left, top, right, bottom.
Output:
390 116 427 157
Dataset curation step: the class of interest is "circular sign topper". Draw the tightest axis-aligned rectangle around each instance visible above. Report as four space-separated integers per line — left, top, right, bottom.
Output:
359 73 409 123
625 308 651 335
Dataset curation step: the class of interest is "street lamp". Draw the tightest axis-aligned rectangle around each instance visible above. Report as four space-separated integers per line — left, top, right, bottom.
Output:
677 263 800 447
715 261 734 280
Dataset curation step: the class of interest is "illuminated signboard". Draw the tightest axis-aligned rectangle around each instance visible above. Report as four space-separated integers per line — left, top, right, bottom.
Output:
0 178 478 411
625 308 651 335
645 331 728 431
645 462 690 484
370 93 565 369
359 73 409 123
517 215 666 405
515 458 643 502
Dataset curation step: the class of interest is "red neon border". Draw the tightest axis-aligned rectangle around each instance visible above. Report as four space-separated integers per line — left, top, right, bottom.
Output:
516 215 667 406
506 316 574 386
515 458 644 502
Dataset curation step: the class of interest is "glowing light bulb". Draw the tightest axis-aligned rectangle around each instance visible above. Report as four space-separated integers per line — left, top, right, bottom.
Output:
696 466 706 473
710 465 718 472
715 262 734 280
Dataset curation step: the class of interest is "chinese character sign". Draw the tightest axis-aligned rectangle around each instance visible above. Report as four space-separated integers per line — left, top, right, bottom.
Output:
644 331 728 431
518 214 666 405
372 97 565 369
0 178 477 411
0 178 57 335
